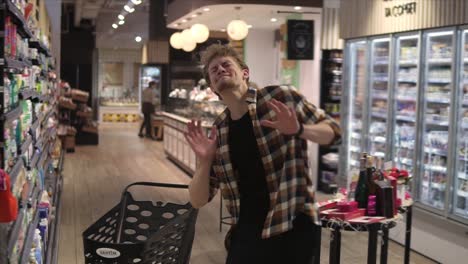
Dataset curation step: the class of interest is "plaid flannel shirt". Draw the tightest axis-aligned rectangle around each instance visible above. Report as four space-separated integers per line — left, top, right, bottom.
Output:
209 85 341 238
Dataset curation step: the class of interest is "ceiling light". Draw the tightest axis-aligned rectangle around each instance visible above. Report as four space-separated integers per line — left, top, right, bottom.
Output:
135 36 142 42
191 24 210 43
131 0 142 5
118 20 125 25
227 20 249 40
124 5 135 13
112 23 118 29
170 32 184 49
203 8 210 12
172 24 178 27
270 18 278 22
294 6 302 10
191 14 197 18
247 25 252 29
181 19 187 23
118 14 124 20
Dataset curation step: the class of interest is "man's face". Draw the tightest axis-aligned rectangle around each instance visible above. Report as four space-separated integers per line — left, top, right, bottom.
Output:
207 56 249 95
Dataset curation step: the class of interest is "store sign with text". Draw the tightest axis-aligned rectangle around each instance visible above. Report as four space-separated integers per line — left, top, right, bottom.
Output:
287 20 314 60
383 0 417 17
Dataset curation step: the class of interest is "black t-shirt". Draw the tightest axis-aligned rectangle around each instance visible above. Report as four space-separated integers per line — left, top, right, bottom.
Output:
228 112 270 239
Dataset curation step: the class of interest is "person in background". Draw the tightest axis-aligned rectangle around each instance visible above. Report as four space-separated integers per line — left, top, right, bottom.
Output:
139 81 158 138
184 44 341 264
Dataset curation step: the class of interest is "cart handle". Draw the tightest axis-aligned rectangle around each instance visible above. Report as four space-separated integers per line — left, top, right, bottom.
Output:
116 181 190 243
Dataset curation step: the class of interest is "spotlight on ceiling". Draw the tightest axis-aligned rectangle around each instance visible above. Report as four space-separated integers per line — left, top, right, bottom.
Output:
135 36 142 42
131 0 142 5
118 20 125 25
112 23 118 29
118 14 124 20
294 6 302 10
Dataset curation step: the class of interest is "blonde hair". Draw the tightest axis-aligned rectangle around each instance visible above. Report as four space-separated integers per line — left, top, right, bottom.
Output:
201 44 249 86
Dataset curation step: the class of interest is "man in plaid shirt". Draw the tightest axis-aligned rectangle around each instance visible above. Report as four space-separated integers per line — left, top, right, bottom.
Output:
185 44 341 264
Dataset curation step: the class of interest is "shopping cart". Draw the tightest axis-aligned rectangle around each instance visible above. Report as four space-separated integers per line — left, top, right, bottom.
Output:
82 182 198 264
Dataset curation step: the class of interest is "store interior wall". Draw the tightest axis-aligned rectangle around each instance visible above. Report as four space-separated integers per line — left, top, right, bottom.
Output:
244 29 277 88
45 0 62 77
60 3 95 105
97 49 142 104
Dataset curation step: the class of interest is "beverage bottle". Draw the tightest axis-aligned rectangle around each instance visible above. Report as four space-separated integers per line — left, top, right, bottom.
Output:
355 154 369 208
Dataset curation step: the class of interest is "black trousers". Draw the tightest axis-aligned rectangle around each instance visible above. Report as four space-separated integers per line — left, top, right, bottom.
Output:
226 213 319 264
139 112 152 136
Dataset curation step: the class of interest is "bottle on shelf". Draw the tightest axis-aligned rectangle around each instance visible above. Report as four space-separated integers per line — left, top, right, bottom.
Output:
355 153 370 208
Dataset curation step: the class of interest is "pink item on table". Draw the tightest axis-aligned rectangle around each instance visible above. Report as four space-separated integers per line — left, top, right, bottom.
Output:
337 201 358 212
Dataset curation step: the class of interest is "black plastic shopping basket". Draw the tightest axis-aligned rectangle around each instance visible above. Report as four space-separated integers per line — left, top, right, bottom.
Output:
82 182 198 264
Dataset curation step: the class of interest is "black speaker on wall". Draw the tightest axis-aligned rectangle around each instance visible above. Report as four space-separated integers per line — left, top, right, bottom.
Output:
287 20 314 60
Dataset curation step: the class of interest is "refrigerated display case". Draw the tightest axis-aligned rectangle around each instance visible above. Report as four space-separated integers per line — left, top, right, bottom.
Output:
368 38 391 160
341 27 468 224
392 34 420 180
342 41 367 189
419 30 455 210
453 28 468 219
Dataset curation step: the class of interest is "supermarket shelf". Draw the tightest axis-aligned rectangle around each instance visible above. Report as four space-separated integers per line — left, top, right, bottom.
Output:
349 159 360 167
425 119 449 127
372 151 385 158
426 97 450 104
396 115 416 122
20 135 32 154
19 88 39 100
397 141 414 149
0 57 32 70
422 181 446 190
349 145 360 153
425 147 448 156
397 79 418 83
373 76 389 82
399 60 418 66
48 176 63 264
458 190 468 198
424 164 447 173
351 132 361 139
19 209 40 264
427 58 452 65
458 172 468 180
372 112 387 119
29 39 51 57
7 210 25 258
330 70 342 75
372 136 386 143
1 105 23 123
0 1 33 39
9 158 24 187
30 150 40 169
396 96 416 102
397 157 413 166
372 94 388 100
427 78 451 84
329 95 341 101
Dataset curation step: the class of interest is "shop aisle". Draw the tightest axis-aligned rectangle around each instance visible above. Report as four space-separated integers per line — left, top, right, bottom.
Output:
57 123 436 264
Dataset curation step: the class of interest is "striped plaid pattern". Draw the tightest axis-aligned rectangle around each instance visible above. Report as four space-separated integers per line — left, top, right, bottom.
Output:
208 85 341 238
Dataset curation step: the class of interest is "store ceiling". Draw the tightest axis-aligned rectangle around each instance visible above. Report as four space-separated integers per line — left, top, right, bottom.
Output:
167 4 321 31
67 1 320 49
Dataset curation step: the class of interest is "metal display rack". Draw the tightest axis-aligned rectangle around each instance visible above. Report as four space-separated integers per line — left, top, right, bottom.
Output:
0 1 63 264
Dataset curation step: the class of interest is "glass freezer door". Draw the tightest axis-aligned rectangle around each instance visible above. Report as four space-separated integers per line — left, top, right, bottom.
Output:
454 30 468 219
368 38 391 160
393 35 419 178
419 30 455 210
344 41 367 180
